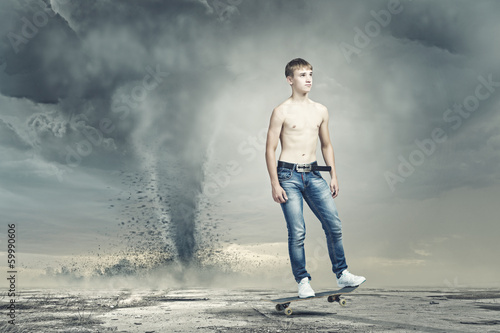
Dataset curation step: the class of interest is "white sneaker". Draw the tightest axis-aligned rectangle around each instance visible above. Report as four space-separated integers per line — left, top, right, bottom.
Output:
337 270 366 288
298 277 315 298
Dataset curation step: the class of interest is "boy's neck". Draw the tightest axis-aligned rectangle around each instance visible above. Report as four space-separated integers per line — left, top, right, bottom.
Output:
289 91 310 103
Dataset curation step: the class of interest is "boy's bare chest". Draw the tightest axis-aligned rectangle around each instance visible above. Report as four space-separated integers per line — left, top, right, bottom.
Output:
282 110 323 133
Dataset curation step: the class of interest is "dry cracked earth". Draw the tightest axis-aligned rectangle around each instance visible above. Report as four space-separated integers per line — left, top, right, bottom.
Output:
1 287 500 332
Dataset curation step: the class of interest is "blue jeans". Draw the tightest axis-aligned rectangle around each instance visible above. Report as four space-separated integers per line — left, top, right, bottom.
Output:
277 160 348 283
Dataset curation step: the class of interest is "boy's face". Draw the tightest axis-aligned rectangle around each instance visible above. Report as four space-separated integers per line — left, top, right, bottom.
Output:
287 67 313 93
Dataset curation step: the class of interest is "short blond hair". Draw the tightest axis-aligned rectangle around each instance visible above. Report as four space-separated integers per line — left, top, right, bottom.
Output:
285 58 313 78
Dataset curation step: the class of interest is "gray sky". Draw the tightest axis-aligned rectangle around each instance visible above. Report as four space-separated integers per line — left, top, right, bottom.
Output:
1 0 499 289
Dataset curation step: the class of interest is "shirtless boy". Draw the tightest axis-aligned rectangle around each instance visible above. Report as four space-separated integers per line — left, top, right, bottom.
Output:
265 58 365 298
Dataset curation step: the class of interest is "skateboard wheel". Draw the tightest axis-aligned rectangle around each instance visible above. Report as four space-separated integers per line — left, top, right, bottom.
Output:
327 296 335 303
285 308 293 316
339 299 347 307
275 304 284 311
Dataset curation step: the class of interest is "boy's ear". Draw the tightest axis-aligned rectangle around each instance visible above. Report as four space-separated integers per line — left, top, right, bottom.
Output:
286 75 293 85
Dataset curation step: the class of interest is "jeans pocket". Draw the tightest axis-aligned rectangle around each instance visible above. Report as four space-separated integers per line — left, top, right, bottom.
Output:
311 170 322 178
277 167 293 181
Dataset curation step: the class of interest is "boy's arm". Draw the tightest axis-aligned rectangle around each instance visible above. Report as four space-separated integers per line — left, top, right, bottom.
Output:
265 107 288 203
265 107 284 186
318 107 339 198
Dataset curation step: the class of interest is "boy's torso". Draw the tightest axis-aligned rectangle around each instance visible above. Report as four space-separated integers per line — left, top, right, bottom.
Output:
277 99 325 164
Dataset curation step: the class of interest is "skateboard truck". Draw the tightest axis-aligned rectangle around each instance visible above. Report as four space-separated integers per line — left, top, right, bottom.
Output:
328 295 347 306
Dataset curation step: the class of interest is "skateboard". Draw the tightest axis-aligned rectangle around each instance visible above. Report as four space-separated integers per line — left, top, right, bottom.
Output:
267 285 359 316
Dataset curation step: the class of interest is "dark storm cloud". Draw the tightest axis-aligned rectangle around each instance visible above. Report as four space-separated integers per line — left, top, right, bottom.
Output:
0 0 231 167
1 0 81 102
1 0 210 103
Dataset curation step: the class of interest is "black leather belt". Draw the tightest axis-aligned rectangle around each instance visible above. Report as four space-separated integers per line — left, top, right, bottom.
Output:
277 160 331 172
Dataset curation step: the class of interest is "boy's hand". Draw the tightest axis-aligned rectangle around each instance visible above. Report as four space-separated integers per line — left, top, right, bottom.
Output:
272 184 288 203
330 178 339 198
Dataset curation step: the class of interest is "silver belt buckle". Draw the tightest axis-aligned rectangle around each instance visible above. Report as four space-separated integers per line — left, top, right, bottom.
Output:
296 163 312 172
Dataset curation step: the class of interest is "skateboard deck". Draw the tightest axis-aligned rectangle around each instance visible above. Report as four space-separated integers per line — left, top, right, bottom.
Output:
266 285 360 316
